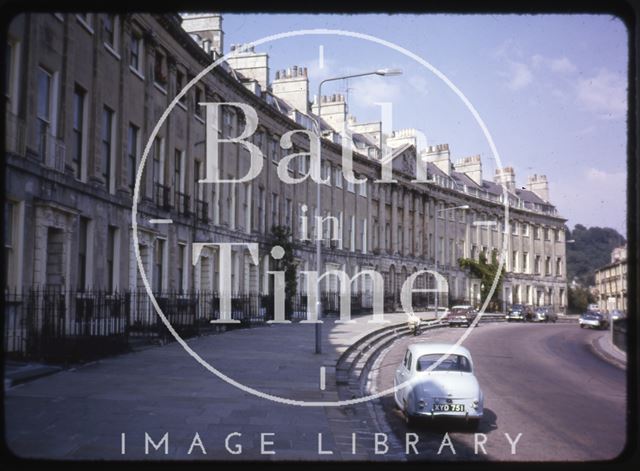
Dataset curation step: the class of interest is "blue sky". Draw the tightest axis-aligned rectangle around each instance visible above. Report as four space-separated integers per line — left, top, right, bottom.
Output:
223 13 628 235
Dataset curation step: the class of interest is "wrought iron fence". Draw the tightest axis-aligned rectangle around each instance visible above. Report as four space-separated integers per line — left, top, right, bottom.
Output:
4 288 381 364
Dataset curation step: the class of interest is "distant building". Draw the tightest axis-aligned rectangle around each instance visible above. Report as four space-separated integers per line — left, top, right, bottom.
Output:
594 245 627 312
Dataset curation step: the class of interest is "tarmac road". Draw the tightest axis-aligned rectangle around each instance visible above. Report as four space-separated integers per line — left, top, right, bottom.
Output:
372 322 627 461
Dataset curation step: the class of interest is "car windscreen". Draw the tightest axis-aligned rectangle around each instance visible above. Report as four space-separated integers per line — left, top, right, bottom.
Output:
416 354 472 372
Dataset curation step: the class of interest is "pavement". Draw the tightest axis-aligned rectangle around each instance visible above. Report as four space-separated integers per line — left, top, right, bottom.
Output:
590 329 627 370
4 310 428 460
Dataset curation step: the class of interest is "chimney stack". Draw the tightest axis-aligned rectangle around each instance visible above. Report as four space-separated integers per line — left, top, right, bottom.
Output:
454 155 483 185
311 93 347 132
494 167 516 191
526 174 550 202
180 13 224 56
271 65 310 113
225 43 270 91
422 144 452 176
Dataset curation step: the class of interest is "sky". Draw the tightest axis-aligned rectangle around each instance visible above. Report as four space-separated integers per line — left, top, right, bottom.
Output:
222 13 628 236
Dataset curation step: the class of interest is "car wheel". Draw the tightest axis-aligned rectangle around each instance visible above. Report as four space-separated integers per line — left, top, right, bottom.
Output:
580 324 584 328
466 418 480 431
404 401 418 428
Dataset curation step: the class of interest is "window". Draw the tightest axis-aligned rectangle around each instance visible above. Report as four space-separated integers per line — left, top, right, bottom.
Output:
175 69 186 104
521 223 529 236
535 255 541 274
4 202 15 288
36 67 52 160
522 252 529 273
154 49 167 89
103 15 119 54
417 354 471 373
334 167 342 188
152 137 164 186
254 131 264 153
555 229 561 242
244 184 252 232
511 221 518 235
194 87 203 119
512 250 518 272
544 228 551 241
173 149 184 193
72 85 86 180
153 239 165 293
533 226 540 239
269 137 278 162
358 178 367 197
107 226 118 292
129 32 143 75
127 124 139 191
545 257 552 276
5 39 20 114
556 257 562 276
347 178 355 193
258 188 265 233
177 243 186 292
285 198 292 228
78 217 89 291
271 193 279 227
101 106 114 190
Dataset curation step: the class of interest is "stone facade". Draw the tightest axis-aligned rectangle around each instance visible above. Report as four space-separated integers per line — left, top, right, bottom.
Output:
594 245 628 312
4 13 568 312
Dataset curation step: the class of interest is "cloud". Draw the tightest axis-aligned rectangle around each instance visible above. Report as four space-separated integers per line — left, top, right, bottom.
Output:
531 54 577 74
505 61 533 91
585 167 625 183
576 69 627 120
348 74 403 109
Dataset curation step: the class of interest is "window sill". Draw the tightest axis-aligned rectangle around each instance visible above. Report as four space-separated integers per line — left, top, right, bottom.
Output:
129 65 145 81
104 43 121 60
153 82 168 95
76 16 94 34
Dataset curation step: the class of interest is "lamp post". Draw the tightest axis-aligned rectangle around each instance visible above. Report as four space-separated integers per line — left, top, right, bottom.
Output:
434 204 469 318
312 68 402 353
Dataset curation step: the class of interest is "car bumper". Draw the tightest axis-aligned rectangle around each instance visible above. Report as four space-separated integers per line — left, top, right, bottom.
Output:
506 315 524 320
579 319 601 327
415 409 483 419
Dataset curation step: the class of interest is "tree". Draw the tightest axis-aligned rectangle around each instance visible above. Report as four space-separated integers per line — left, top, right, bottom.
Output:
268 225 298 318
458 249 506 311
566 224 625 286
567 285 595 314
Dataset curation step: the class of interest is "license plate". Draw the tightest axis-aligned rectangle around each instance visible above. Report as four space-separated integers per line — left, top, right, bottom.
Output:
432 403 465 412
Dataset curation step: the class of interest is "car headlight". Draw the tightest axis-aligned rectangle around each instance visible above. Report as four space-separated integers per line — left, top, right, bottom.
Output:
417 400 426 409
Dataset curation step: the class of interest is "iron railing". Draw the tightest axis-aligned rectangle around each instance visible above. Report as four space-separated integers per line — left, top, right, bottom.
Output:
175 191 191 215
3 288 382 364
155 183 172 210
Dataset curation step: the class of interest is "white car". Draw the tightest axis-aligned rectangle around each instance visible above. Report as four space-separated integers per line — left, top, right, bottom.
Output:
394 343 483 429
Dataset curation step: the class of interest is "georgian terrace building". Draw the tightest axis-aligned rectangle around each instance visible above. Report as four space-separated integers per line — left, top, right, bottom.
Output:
594 245 628 313
4 12 568 313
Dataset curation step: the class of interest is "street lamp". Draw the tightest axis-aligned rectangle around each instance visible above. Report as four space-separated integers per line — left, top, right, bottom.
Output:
311 68 403 354
434 204 469 317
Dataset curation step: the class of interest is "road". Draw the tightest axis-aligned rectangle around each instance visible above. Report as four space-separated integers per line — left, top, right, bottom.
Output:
371 322 627 461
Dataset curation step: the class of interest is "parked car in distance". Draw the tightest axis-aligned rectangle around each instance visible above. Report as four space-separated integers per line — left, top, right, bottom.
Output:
579 311 609 330
447 305 477 327
394 343 483 429
532 306 558 323
609 310 625 322
506 304 526 322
